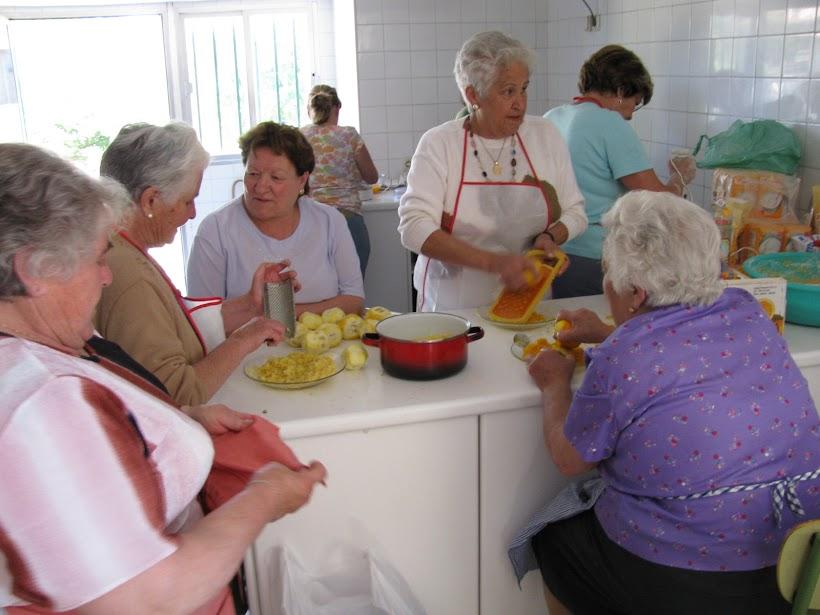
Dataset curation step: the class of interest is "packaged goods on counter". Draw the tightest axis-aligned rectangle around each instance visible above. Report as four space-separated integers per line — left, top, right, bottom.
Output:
737 221 786 264
721 276 787 334
714 197 754 269
787 234 820 252
711 168 801 223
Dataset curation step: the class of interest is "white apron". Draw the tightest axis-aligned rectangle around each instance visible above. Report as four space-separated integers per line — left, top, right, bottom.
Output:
119 232 226 354
415 127 556 311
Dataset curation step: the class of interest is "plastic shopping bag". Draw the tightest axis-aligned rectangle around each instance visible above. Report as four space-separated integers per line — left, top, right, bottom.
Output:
280 545 426 615
692 119 802 175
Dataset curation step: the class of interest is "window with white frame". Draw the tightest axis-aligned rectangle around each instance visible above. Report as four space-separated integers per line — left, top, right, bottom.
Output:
0 14 171 176
0 1 321 291
182 8 315 156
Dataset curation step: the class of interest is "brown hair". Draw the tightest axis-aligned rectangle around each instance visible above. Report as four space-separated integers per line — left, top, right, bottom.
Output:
238 121 315 193
578 44 653 106
307 85 342 125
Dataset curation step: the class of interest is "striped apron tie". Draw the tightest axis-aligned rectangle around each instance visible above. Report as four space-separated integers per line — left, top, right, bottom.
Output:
659 467 820 527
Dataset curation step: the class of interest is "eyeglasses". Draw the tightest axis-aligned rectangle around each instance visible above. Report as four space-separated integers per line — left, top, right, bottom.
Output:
633 100 645 112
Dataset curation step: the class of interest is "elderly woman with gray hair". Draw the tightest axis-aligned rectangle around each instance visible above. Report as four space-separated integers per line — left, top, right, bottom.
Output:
397 30 586 311
509 191 818 614
95 122 297 406
0 143 325 614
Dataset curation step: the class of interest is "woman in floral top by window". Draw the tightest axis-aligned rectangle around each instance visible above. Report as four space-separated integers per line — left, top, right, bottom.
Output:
301 85 379 276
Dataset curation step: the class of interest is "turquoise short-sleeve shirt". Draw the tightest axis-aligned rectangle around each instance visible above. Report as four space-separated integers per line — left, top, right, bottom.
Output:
544 102 650 259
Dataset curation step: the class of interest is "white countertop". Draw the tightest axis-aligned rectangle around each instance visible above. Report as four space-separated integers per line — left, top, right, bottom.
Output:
212 294 820 440
361 187 404 211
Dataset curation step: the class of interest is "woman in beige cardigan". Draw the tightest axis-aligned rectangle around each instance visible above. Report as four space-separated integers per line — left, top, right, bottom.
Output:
95 121 296 406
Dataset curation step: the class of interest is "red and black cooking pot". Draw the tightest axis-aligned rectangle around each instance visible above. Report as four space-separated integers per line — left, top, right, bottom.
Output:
362 312 484 380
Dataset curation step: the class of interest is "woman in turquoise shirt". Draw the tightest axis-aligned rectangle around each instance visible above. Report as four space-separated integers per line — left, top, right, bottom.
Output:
545 45 695 298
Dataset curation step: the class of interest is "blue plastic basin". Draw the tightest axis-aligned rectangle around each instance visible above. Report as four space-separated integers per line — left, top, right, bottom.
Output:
743 252 820 327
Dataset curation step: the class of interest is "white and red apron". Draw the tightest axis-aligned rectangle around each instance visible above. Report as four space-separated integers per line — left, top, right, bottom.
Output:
416 127 556 311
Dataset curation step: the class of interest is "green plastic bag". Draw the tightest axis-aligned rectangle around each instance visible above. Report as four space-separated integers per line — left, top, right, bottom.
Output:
692 119 802 175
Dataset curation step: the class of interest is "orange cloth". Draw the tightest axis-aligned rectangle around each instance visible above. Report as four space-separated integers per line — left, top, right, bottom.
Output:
204 417 304 512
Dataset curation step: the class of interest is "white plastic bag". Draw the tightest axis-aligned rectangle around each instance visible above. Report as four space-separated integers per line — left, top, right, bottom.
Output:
280 545 426 615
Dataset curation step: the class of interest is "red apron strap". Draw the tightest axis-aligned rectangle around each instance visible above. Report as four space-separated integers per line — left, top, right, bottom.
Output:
516 134 554 229
118 232 209 355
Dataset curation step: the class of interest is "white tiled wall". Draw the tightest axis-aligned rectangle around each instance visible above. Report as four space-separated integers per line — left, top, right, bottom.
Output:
354 0 551 179
544 0 820 212
354 0 820 215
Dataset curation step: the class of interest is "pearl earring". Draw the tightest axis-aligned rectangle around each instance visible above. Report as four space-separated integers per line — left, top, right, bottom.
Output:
617 98 623 105
147 212 153 219
628 307 636 313
471 103 479 110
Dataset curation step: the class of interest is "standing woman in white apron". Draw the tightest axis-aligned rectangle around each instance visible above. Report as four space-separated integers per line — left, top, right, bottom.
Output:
398 31 587 312
95 122 297 406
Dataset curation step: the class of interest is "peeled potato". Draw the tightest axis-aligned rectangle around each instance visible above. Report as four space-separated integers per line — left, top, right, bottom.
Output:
287 322 308 348
363 318 379 335
341 314 365 339
364 306 392 321
318 322 343 348
322 307 346 324
302 330 330 354
342 343 368 370
299 311 323 330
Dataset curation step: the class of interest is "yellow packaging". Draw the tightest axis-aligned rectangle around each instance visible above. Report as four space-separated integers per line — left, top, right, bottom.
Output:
737 220 785 264
812 185 820 234
711 168 801 223
721 277 787 334
714 198 753 267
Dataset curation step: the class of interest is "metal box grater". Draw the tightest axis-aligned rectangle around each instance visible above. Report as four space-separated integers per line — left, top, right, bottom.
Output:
262 280 296 338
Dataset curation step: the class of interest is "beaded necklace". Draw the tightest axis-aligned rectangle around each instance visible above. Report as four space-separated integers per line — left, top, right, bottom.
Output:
467 121 518 180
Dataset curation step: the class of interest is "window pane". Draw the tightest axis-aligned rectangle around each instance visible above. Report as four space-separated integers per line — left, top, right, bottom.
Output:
185 15 248 155
5 15 169 175
250 12 314 129
0 24 24 142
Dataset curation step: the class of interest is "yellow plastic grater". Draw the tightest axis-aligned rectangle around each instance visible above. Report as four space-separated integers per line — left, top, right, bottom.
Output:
488 249 567 324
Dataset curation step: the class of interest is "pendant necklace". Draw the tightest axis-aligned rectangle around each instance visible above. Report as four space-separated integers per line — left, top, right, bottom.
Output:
467 121 518 180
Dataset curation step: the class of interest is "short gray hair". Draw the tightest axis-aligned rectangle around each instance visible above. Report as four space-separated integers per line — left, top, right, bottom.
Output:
454 31 535 102
602 191 723 308
100 122 209 207
0 143 130 299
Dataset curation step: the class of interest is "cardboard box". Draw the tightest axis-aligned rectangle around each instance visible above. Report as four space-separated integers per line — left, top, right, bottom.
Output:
721 277 787 334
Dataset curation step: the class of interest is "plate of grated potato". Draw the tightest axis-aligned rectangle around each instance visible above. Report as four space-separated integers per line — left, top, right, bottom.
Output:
244 350 344 390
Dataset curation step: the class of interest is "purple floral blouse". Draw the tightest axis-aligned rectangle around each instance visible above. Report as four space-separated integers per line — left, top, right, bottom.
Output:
566 287 820 571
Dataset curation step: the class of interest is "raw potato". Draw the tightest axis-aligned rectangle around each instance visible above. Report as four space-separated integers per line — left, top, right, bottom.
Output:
341 314 365 340
364 306 392 321
299 311 323 330
342 343 368 370
287 322 308 348
322 307 346 324
363 318 379 334
318 323 343 348
302 330 330 354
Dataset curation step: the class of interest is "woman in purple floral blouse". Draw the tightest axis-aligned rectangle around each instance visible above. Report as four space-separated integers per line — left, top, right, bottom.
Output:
509 190 819 615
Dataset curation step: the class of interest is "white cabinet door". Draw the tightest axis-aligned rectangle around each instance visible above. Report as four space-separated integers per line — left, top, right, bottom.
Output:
248 416 479 615
480 407 573 615
362 205 413 312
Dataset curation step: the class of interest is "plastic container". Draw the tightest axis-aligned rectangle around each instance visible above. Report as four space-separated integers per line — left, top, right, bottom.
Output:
743 252 820 326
